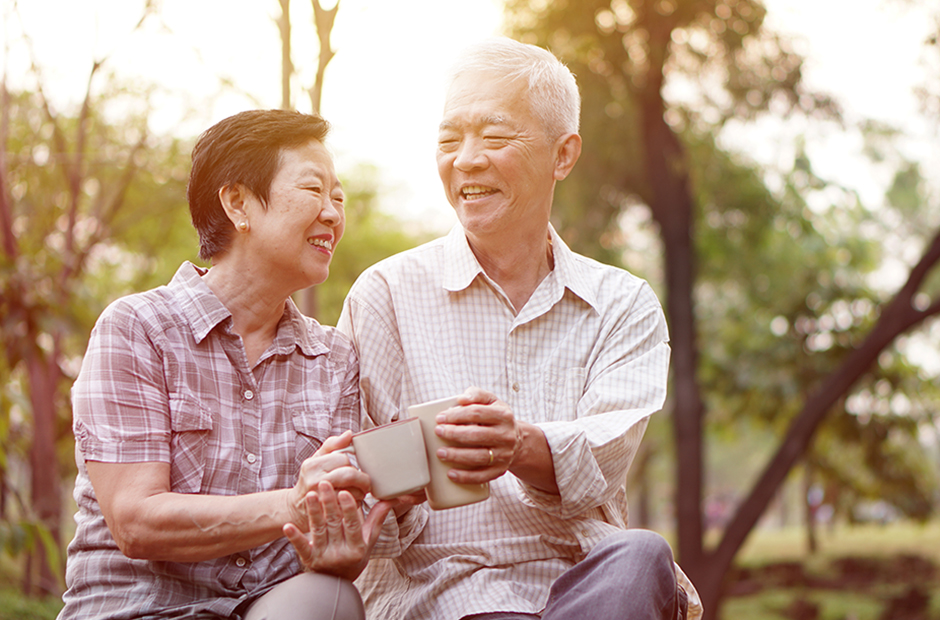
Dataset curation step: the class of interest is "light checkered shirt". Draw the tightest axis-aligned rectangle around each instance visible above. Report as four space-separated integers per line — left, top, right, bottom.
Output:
339 225 701 620
61 262 360 620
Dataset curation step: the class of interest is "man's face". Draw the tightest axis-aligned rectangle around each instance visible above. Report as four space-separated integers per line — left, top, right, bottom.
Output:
436 71 560 239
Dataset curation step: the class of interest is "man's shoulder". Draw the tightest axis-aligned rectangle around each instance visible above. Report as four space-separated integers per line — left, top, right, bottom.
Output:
351 236 447 290
563 249 655 306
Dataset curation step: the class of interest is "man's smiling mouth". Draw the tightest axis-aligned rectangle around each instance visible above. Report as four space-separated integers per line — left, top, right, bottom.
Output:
461 185 498 200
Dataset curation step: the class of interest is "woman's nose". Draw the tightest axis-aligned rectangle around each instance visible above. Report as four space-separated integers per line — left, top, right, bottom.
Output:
319 199 342 226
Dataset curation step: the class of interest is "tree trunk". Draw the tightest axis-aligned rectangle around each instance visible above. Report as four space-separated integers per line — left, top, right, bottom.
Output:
804 464 818 555
292 0 339 319
277 0 293 110
634 4 940 612
637 14 707 586
26 345 63 595
698 229 940 617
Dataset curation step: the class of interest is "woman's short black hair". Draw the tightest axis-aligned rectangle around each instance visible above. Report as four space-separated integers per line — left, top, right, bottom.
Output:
187 109 331 261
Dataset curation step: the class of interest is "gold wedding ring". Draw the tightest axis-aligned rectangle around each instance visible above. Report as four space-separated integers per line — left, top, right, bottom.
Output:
487 448 494 466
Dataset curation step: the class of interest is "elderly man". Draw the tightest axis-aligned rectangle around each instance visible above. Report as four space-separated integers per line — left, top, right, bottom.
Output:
338 38 701 620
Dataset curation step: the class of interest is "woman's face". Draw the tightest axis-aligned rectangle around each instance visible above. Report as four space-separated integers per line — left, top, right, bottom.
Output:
243 139 345 293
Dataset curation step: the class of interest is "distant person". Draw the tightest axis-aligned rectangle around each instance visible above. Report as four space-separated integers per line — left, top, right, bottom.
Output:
338 38 703 620
60 109 395 620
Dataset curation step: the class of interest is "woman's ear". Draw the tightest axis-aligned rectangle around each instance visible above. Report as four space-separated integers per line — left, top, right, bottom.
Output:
218 184 250 230
553 133 582 181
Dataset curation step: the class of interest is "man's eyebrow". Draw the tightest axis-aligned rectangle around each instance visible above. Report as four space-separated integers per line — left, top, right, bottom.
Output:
439 115 512 132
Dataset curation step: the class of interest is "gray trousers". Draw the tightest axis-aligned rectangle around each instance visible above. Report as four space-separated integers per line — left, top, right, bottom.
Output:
465 529 687 620
243 572 364 620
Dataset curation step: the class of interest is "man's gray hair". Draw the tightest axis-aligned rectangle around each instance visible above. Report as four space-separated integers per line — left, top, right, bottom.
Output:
447 37 581 138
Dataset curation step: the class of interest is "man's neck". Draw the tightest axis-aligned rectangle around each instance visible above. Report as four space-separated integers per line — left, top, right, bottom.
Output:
466 229 554 313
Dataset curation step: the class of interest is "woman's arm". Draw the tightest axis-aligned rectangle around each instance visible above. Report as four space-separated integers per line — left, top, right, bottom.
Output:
88 434 370 563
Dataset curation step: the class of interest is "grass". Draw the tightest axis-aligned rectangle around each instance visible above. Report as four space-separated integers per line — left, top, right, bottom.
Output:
0 588 63 620
735 519 940 566
718 520 940 620
723 588 885 620
3 521 940 620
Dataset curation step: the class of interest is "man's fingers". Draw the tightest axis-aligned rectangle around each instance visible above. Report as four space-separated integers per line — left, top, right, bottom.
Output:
459 386 497 406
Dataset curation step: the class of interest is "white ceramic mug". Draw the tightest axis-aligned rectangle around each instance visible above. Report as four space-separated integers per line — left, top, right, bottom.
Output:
407 396 490 510
339 417 431 500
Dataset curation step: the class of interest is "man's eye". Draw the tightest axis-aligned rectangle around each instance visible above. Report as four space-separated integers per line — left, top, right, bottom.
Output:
438 139 458 151
484 136 509 144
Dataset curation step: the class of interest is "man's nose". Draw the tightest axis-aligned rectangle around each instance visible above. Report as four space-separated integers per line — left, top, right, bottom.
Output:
453 137 488 171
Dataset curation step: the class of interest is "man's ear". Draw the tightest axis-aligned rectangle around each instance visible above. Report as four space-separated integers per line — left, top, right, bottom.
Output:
553 133 582 181
218 184 250 228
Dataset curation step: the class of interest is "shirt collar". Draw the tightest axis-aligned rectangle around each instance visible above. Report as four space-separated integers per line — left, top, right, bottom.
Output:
440 224 601 312
547 224 600 310
168 261 329 357
442 225 485 292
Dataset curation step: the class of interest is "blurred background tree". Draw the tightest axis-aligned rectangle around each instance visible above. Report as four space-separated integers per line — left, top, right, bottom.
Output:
505 0 940 615
0 0 426 599
0 56 195 593
2 1 939 618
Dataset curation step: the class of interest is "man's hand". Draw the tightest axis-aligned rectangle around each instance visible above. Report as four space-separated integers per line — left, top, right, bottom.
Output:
283 481 393 581
433 387 559 494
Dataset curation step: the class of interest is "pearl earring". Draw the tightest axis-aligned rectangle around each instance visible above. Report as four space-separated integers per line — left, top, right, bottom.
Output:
238 221 249 232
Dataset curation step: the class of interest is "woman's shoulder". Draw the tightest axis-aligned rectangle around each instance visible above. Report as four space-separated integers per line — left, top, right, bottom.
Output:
293 311 357 363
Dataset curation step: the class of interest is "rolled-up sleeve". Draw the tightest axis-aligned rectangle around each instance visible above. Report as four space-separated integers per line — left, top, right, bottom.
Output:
520 286 670 519
72 300 173 464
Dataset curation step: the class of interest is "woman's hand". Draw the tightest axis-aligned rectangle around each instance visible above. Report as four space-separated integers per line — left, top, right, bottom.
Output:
283 481 393 581
288 432 372 530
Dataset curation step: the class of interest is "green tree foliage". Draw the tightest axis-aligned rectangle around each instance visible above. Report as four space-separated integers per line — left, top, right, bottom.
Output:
0 75 195 593
312 163 433 326
505 1 940 616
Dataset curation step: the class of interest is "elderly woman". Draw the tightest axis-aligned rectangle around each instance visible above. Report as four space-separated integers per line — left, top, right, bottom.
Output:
59 110 388 620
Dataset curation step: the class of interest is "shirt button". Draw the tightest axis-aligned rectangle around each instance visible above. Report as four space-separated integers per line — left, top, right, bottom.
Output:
235 557 247 567
243 389 254 400
512 382 521 392
246 453 257 464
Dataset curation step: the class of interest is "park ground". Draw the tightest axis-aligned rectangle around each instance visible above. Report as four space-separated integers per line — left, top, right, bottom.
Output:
2 520 939 620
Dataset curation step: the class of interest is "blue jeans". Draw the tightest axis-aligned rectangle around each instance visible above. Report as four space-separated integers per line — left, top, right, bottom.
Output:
464 530 686 620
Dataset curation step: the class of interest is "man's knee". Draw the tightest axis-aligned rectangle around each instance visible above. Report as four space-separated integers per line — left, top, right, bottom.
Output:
593 529 675 572
544 530 681 619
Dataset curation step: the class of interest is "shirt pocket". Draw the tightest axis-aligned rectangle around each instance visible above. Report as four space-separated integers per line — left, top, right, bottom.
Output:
542 367 587 422
168 394 214 494
291 409 333 471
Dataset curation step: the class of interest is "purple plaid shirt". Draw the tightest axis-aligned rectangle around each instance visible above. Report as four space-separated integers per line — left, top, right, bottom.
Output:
60 262 360 620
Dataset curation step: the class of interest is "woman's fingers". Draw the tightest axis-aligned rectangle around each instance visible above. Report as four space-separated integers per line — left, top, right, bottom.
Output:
283 521 313 564
314 431 354 456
